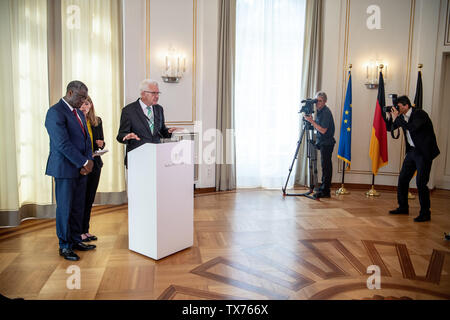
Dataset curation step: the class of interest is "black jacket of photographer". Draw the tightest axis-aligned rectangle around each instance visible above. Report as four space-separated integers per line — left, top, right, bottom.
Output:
386 107 439 161
315 105 336 148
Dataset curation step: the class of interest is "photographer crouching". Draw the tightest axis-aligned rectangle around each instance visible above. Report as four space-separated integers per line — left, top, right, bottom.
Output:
304 92 336 199
386 95 440 222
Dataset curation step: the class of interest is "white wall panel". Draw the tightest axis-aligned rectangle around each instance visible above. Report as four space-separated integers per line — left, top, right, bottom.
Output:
323 0 443 187
148 0 196 124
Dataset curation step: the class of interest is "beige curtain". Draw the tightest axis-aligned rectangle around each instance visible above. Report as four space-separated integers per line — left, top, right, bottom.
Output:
0 0 125 227
61 0 126 204
0 0 55 227
294 0 323 187
215 0 236 191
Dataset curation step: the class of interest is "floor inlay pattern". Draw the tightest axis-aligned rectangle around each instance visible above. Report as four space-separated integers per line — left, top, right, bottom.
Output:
1 189 449 300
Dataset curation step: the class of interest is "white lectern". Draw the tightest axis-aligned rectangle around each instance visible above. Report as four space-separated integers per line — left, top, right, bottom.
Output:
127 141 194 260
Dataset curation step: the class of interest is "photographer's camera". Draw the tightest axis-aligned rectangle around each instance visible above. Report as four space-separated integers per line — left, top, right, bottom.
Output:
383 94 399 113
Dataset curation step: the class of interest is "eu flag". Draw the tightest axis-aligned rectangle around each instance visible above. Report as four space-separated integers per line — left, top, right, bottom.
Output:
337 71 352 169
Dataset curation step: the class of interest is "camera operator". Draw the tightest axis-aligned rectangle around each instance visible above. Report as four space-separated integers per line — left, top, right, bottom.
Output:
386 95 440 222
304 91 336 198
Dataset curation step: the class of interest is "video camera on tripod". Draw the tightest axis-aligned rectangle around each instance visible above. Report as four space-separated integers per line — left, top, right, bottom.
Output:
300 98 318 115
282 98 319 199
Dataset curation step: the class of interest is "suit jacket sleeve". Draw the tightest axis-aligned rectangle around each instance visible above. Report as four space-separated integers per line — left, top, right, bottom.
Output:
385 116 395 132
95 117 105 150
159 106 172 139
393 109 428 134
45 107 89 168
116 108 131 144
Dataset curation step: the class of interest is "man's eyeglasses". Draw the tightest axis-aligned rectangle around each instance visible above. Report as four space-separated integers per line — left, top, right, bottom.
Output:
144 91 162 95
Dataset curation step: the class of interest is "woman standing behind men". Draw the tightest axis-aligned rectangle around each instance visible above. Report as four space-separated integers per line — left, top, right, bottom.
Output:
80 97 104 242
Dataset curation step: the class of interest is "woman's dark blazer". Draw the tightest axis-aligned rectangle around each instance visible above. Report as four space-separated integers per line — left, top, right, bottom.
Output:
91 117 105 168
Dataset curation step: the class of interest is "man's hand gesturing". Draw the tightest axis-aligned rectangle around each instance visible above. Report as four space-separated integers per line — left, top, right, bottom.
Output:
123 133 141 141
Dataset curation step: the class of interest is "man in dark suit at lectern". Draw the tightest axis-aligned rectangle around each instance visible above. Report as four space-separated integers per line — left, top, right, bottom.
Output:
45 80 97 261
116 79 179 167
386 95 440 222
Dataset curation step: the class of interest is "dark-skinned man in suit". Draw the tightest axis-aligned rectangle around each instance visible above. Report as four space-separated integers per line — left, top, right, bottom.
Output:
45 81 97 261
116 79 181 167
386 95 440 222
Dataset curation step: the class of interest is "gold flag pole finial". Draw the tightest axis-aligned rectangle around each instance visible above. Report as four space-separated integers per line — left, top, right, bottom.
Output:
378 64 384 78
349 64 352 70
418 63 423 69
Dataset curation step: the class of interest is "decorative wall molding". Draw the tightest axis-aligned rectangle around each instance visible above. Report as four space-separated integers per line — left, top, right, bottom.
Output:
145 0 197 125
337 0 416 177
445 0 450 46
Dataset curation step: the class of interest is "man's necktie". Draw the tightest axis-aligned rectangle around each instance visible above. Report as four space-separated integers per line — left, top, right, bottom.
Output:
146 106 154 134
72 109 86 136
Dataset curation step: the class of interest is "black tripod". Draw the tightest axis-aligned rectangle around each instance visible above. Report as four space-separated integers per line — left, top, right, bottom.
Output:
282 117 318 200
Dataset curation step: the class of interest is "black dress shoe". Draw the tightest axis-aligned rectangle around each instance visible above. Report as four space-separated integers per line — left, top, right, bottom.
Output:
313 192 331 199
389 208 409 215
59 248 80 261
73 242 96 251
81 237 91 242
414 215 430 222
88 235 97 241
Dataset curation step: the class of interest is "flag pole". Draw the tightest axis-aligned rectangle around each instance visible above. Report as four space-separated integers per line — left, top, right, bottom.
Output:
366 174 380 197
336 64 352 196
336 160 350 195
408 64 423 200
367 63 386 197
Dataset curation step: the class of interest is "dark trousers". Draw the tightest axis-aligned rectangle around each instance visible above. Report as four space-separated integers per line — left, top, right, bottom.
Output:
319 144 334 194
82 164 102 234
398 149 432 215
54 175 87 249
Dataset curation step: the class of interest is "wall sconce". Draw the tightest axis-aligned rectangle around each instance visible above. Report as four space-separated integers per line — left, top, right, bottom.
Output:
365 60 388 89
162 47 186 83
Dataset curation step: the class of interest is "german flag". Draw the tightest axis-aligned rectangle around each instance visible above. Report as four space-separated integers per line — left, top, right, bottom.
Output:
369 71 388 175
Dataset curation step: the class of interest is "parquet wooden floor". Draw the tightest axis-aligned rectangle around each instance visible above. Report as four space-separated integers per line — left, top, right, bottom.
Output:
1 188 450 300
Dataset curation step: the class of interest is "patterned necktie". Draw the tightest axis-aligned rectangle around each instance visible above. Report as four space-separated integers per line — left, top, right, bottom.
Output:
72 109 86 136
146 106 154 134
